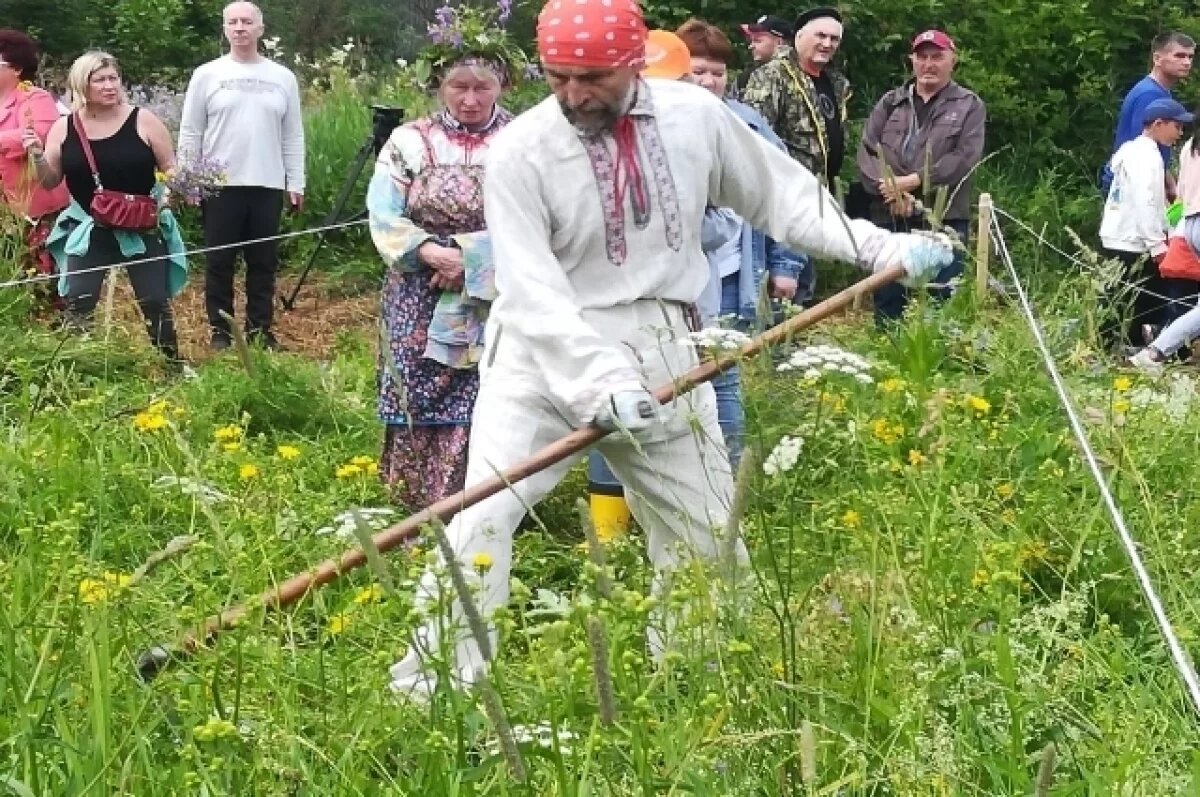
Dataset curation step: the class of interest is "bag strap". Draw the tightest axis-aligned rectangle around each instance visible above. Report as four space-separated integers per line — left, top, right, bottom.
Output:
71 112 103 190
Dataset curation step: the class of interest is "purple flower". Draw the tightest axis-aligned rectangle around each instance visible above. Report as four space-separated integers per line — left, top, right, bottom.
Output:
434 4 455 27
497 0 512 25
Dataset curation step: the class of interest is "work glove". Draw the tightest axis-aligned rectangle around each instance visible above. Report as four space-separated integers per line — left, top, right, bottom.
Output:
593 388 661 433
849 219 956 287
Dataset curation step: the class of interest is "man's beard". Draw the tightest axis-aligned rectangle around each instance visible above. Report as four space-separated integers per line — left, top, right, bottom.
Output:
560 99 624 135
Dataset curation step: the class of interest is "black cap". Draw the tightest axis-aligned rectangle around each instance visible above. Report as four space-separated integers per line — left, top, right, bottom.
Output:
740 14 792 40
793 6 842 32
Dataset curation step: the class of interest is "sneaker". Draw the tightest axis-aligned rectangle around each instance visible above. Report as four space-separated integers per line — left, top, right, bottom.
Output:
210 334 232 351
1128 348 1166 373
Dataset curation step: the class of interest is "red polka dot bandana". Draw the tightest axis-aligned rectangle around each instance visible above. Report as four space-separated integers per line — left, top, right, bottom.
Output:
537 0 648 69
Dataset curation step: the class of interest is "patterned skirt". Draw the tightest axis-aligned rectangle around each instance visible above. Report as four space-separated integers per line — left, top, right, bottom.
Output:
380 424 471 511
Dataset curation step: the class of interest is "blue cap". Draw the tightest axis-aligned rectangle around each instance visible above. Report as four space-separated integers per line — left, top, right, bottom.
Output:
1143 98 1195 125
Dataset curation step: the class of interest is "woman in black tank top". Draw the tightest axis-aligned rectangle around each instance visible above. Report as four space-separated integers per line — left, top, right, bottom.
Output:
22 51 185 368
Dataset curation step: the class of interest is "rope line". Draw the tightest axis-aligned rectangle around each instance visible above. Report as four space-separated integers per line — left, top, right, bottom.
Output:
989 211 1200 722
0 217 369 291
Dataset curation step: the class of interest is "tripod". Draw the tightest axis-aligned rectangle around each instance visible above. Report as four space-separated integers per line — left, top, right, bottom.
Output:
281 104 405 310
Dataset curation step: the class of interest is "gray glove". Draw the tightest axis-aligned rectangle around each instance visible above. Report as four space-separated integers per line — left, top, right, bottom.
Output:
593 389 660 433
849 219 957 287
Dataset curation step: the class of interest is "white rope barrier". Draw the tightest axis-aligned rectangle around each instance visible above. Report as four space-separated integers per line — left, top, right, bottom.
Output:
0 217 369 291
989 210 1200 722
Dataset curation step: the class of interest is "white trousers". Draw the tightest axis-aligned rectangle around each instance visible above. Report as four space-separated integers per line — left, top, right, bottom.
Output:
389 301 747 697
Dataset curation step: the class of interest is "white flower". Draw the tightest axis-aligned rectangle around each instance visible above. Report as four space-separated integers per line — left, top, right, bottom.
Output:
855 373 874 384
341 40 355 52
803 368 822 380
329 49 348 65
263 36 280 51
684 327 752 352
763 435 803 476
492 723 577 756
395 58 408 68
315 507 397 539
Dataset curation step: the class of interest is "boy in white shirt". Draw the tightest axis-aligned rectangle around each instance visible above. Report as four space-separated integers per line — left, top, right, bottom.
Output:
1100 97 1191 350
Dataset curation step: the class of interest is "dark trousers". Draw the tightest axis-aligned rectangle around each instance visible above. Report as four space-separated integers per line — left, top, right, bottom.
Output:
203 186 284 338
1100 248 1169 349
64 227 178 358
873 217 970 324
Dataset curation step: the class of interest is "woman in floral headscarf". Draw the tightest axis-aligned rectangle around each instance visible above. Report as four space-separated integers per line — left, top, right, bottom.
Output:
0 30 69 304
366 4 522 509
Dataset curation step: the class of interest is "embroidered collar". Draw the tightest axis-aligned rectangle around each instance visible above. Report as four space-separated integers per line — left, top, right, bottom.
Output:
437 105 507 136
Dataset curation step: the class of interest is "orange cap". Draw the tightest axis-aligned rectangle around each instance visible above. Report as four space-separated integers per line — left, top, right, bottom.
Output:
641 30 691 80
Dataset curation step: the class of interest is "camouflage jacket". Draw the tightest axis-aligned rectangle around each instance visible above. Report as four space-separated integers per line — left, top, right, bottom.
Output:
741 46 850 181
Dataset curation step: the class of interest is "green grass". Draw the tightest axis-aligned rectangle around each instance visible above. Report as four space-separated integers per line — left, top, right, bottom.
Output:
2 259 1200 794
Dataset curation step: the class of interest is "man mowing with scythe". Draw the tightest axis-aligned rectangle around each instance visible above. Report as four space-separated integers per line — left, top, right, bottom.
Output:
389 0 956 699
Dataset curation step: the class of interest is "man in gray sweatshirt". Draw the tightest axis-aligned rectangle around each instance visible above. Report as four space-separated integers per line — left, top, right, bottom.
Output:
178 1 305 350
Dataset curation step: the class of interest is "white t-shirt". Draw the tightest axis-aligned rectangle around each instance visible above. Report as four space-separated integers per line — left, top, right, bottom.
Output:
177 55 305 192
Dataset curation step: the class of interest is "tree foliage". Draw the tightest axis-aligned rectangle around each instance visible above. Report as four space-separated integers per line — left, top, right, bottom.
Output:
16 0 1200 174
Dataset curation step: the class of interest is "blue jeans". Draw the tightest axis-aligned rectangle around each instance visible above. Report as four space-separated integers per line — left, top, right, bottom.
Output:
588 275 745 490
873 218 970 324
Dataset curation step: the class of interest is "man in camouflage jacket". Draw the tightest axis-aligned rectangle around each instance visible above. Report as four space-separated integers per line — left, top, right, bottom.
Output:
742 6 849 188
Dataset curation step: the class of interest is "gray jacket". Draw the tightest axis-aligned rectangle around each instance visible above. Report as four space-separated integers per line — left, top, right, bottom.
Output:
856 80 986 223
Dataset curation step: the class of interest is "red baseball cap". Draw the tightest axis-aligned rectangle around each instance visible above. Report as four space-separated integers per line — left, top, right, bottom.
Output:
911 30 956 52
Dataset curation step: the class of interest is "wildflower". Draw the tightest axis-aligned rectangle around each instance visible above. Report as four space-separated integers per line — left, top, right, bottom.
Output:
907 449 927 466
880 377 906 394
133 411 167 432
995 482 1014 499
840 509 861 528
683 327 752 352
239 463 260 480
971 569 990 589
870 418 904 444
78 571 133 604
1113 376 1133 393
473 552 495 571
336 463 362 479
353 584 385 604
964 394 991 415
763 435 803 476
1018 540 1050 566
351 455 376 467
193 716 240 742
276 444 301 460
222 442 242 453
1001 508 1017 524
1113 399 1131 414
770 661 786 678
214 425 244 442
328 614 351 635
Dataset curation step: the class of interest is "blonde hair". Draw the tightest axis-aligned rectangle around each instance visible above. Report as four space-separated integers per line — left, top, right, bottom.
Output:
66 51 121 111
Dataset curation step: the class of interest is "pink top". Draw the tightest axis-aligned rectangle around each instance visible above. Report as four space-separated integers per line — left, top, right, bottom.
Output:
1178 140 1200 220
0 86 70 218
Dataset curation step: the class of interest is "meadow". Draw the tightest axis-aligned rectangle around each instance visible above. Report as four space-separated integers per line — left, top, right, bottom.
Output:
2 46 1200 797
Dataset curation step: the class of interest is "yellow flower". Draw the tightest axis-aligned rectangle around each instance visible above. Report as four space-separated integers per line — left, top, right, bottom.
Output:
1113 376 1133 393
222 442 242 453
1113 399 1131 414
1018 540 1050 567
1001 508 1017 524
907 449 927 466
147 399 170 415
840 509 861 529
971 569 990 589
770 661 786 679
336 464 362 479
350 456 376 467
353 584 385 604
870 418 904 444
964 395 991 415
133 411 167 432
995 482 1015 499
879 377 907 394
327 614 351 635
276 444 301 460
214 425 244 442
472 552 495 571
78 571 133 604
239 463 260 480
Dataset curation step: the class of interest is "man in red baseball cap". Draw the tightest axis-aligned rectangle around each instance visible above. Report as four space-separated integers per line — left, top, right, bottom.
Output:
855 29 986 324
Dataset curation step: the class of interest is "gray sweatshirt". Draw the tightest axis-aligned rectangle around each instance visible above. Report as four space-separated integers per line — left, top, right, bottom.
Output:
177 55 306 193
